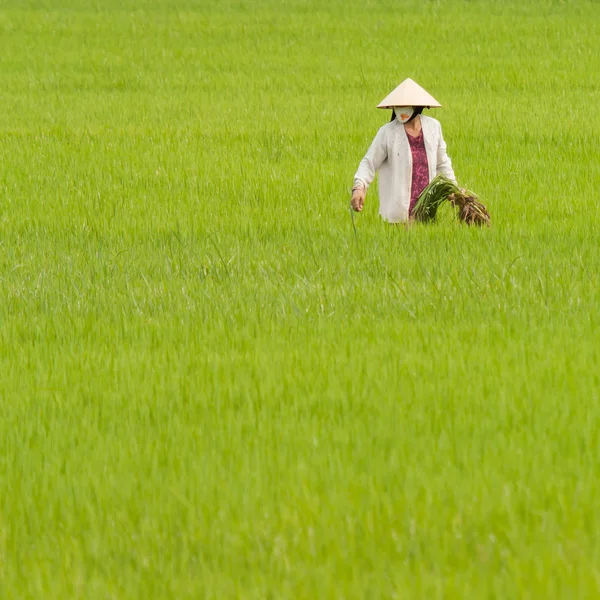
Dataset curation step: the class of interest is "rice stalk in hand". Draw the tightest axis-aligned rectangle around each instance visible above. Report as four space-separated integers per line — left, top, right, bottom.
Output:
412 175 458 223
413 175 490 226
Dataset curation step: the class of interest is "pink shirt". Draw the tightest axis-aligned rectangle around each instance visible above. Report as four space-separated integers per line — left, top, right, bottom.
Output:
407 130 429 216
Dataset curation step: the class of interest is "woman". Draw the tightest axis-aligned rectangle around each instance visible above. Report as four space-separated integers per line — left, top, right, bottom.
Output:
351 78 457 223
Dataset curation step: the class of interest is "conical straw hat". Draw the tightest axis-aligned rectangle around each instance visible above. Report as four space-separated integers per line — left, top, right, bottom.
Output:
377 78 442 109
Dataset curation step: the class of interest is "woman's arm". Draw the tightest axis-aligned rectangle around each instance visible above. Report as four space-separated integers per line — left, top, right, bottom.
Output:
436 123 457 183
353 127 388 193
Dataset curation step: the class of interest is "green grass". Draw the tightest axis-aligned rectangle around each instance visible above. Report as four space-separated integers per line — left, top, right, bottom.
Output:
1 0 600 597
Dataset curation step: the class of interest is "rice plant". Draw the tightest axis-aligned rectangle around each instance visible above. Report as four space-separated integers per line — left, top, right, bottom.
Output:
413 175 490 226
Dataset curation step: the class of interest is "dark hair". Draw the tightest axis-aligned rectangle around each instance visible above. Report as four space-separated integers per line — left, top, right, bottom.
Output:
390 106 425 123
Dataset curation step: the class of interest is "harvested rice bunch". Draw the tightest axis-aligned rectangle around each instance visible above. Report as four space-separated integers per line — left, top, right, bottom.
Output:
447 192 491 227
413 175 490 227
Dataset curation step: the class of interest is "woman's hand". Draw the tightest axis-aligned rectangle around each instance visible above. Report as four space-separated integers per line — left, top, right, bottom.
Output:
351 188 365 212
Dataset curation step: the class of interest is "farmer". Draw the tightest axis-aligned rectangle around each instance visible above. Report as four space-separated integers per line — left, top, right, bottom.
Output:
351 78 457 223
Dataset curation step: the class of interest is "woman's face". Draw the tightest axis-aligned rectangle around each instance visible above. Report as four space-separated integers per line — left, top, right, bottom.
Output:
395 106 415 123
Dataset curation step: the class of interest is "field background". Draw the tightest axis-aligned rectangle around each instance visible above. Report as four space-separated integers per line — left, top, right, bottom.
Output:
1 0 599 597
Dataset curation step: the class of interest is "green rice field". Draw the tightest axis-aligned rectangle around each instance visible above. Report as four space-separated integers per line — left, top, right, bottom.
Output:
1 0 599 597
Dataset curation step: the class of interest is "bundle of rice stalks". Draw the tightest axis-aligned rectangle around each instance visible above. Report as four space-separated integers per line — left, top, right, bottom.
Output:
412 175 490 227
447 191 491 227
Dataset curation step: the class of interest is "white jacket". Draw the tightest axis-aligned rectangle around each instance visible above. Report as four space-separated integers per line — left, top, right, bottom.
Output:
353 115 456 223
